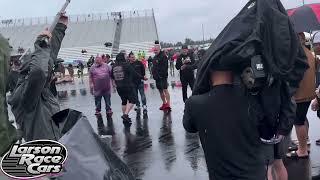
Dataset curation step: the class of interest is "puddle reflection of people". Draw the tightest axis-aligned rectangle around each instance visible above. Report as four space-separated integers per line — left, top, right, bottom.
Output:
184 132 201 171
158 112 176 171
136 113 151 141
95 114 111 136
122 116 153 179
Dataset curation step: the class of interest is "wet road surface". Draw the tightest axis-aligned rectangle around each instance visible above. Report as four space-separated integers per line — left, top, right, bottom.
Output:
54 77 320 180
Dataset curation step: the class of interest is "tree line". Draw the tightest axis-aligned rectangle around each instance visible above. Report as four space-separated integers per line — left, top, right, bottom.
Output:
160 38 215 48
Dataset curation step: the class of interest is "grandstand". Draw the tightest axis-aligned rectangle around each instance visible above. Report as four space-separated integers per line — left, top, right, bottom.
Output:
0 9 159 62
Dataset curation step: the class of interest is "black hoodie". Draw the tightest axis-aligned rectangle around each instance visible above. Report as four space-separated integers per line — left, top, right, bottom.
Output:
152 51 168 80
176 52 195 80
111 53 135 88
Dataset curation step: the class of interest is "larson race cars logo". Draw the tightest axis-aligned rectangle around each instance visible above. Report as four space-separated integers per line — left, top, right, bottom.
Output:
1 140 68 179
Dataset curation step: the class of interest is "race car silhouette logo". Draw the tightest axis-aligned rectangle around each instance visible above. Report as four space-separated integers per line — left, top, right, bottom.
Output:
1 140 68 179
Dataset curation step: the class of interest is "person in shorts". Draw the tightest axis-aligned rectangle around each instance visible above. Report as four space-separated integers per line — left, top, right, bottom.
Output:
287 33 317 159
111 52 137 126
152 41 171 111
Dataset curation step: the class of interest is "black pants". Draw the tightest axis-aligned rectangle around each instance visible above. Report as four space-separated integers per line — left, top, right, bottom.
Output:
181 77 195 102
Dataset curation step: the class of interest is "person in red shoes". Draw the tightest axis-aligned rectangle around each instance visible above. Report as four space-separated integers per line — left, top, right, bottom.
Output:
152 41 171 111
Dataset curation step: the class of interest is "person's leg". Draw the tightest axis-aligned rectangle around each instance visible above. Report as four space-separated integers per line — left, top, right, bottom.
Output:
267 164 274 180
164 89 171 106
293 102 311 157
189 77 195 91
159 90 166 102
117 88 127 114
125 89 136 115
103 94 112 113
162 79 171 108
156 80 167 104
122 105 126 114
181 78 188 102
125 103 134 115
295 124 308 156
94 96 102 114
134 84 141 108
273 159 288 180
305 118 310 143
182 84 188 102
139 82 147 106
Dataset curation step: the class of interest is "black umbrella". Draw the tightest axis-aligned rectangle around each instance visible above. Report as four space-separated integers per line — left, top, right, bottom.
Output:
288 3 320 33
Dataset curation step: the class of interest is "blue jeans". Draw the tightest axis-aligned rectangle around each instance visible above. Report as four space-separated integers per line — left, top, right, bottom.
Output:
94 94 111 112
134 82 147 107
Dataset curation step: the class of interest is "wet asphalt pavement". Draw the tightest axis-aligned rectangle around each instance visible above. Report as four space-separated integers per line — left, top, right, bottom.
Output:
55 76 320 180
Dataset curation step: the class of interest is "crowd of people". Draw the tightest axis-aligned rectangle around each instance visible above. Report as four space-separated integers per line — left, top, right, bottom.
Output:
87 41 204 126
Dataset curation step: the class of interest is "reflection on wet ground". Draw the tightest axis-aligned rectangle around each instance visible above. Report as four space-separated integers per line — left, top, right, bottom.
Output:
56 77 320 180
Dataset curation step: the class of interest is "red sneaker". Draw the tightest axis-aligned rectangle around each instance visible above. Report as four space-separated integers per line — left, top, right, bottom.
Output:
106 110 113 118
159 104 166 110
163 104 171 111
95 110 101 115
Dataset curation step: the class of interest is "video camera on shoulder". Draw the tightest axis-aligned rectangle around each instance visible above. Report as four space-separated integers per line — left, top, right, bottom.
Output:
240 55 273 94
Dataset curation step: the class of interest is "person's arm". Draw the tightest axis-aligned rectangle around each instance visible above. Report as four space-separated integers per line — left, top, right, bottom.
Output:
50 22 67 65
277 81 295 136
185 54 196 70
22 31 52 111
162 54 169 77
111 66 115 80
140 61 146 78
183 98 198 133
176 56 182 70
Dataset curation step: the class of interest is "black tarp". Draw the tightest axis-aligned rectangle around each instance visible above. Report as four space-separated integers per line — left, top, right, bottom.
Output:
52 109 135 180
193 0 309 139
193 0 308 96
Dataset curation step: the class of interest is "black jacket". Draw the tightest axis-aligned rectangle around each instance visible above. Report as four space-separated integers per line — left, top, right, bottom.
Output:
111 61 135 88
176 53 195 80
183 85 265 180
130 61 145 84
152 51 168 80
8 23 66 141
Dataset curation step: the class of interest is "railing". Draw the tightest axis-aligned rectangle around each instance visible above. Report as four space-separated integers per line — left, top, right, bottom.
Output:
0 9 154 28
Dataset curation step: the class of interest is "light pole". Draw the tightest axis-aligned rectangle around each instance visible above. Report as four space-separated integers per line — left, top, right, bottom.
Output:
202 24 205 44
303 0 305 5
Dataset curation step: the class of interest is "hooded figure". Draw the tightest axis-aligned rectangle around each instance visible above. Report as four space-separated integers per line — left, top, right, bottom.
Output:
111 53 137 125
0 34 17 156
193 0 308 140
8 22 67 141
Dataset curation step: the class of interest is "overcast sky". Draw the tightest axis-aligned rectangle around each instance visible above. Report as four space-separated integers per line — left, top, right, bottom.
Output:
0 0 319 42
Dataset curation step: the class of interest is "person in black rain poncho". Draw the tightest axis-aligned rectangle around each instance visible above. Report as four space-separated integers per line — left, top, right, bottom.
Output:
176 45 196 102
8 15 69 141
183 0 308 179
111 52 137 126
